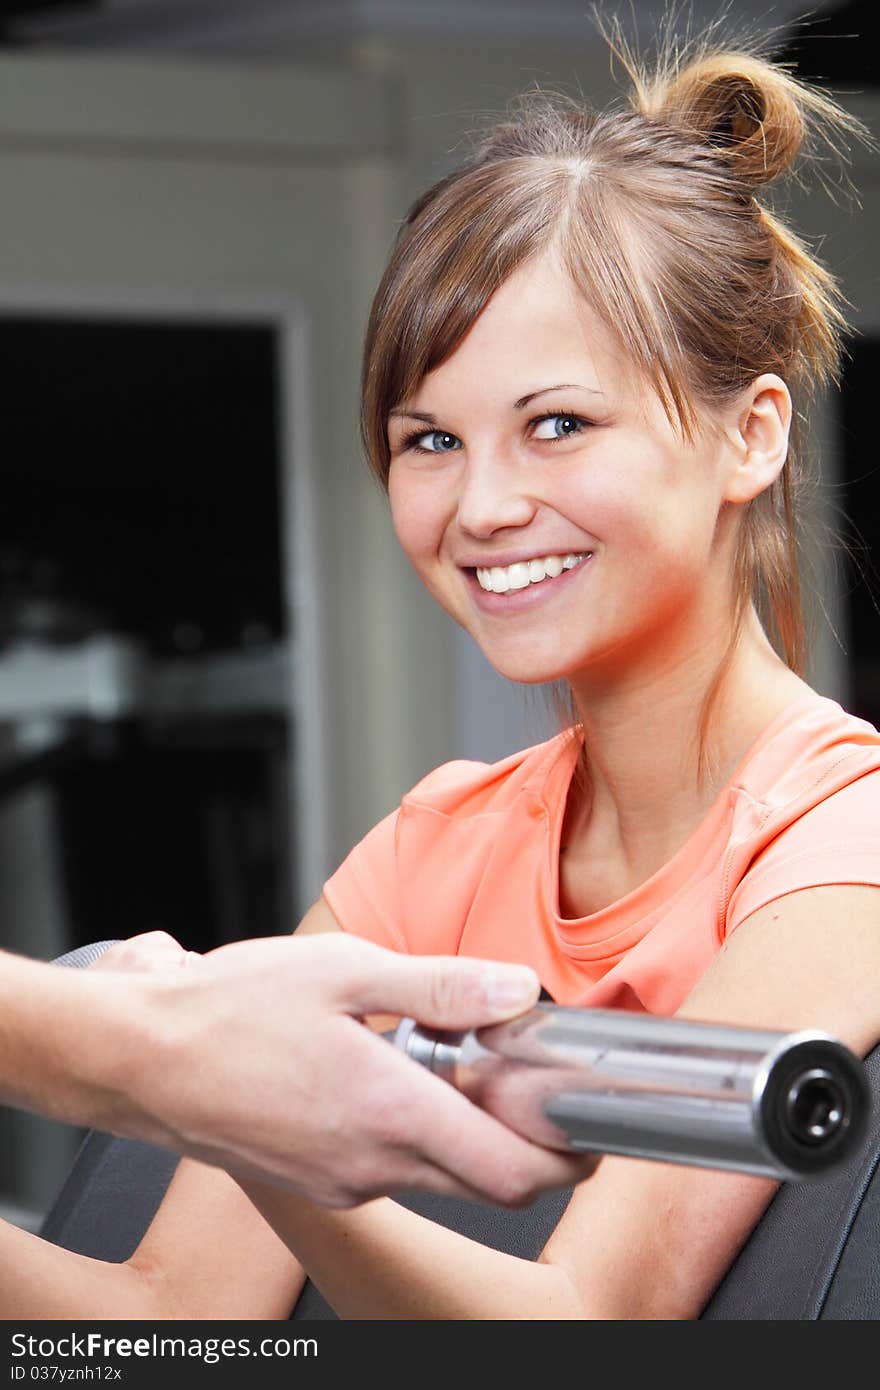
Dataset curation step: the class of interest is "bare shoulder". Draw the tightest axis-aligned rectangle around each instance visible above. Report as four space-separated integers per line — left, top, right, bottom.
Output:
542 883 880 1319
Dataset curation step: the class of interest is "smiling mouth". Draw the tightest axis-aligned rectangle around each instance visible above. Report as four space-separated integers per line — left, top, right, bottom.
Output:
470 552 591 594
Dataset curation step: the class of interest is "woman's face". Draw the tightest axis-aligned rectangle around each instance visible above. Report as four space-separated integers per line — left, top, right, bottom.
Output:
386 251 761 689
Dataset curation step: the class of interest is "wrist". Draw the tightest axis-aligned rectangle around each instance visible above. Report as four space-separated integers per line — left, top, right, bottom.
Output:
70 969 174 1142
76 967 197 1149
0 950 180 1145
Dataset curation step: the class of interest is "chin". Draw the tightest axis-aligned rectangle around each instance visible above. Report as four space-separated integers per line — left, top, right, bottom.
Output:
481 652 581 686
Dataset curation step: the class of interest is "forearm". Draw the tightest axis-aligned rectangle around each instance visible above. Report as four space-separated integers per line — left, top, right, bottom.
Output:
128 1160 309 1321
0 949 152 1136
0 1219 165 1320
0 1157 308 1322
240 1180 583 1320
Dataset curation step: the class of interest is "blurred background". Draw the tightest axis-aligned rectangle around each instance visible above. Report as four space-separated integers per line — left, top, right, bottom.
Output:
0 0 876 1226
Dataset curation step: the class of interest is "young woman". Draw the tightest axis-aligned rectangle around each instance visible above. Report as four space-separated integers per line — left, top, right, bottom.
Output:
5 20 880 1319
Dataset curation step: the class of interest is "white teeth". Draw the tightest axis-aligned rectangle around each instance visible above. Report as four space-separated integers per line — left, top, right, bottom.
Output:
475 552 589 593
489 566 509 593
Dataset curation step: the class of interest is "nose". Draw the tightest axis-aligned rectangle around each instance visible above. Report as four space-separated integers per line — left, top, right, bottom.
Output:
455 451 537 539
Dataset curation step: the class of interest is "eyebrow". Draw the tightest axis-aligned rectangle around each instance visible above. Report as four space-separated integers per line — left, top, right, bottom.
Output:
388 383 604 423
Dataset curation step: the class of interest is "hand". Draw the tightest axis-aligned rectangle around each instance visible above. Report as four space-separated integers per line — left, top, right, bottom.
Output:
102 931 598 1208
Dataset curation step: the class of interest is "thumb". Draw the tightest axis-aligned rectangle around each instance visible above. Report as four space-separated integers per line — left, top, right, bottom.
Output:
346 948 541 1029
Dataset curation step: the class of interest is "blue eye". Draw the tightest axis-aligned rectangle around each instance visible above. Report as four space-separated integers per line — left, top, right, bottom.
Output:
401 429 461 454
532 413 588 441
395 409 592 456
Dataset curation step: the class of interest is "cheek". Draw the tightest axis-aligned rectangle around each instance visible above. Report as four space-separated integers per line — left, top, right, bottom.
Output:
570 455 712 548
388 474 443 569
555 470 648 547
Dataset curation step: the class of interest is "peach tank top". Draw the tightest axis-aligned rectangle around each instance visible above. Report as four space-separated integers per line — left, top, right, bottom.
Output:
322 692 880 1012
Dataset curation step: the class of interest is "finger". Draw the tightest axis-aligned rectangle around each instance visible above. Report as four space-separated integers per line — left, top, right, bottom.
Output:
375 1159 512 1208
370 1045 593 1206
429 1120 598 1206
382 1150 598 1208
89 931 185 973
341 942 542 1029
127 931 183 952
411 1089 590 1205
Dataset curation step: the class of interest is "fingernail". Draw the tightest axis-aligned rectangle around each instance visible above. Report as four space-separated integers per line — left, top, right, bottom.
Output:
483 966 539 1010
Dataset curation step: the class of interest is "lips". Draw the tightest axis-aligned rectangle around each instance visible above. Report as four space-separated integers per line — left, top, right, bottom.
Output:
458 547 590 570
475 552 588 593
464 552 593 615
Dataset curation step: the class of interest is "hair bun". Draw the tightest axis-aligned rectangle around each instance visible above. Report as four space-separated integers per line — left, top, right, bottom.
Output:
647 53 804 186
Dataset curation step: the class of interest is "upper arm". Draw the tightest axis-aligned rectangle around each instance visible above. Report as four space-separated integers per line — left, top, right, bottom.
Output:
697 882 880 1053
541 884 880 1319
726 768 880 937
295 895 345 937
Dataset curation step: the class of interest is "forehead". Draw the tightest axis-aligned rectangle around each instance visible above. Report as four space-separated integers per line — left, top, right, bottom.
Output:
394 252 640 415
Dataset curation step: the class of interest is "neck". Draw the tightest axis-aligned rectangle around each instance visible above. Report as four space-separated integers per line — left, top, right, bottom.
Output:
562 606 812 875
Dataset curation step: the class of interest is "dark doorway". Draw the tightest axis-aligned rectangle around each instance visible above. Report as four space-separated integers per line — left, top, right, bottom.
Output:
0 314 293 954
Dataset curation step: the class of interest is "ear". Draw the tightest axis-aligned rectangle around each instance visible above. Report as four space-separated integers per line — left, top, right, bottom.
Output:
720 374 792 504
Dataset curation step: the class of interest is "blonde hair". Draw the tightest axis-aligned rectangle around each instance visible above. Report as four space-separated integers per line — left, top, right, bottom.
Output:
360 10 873 787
